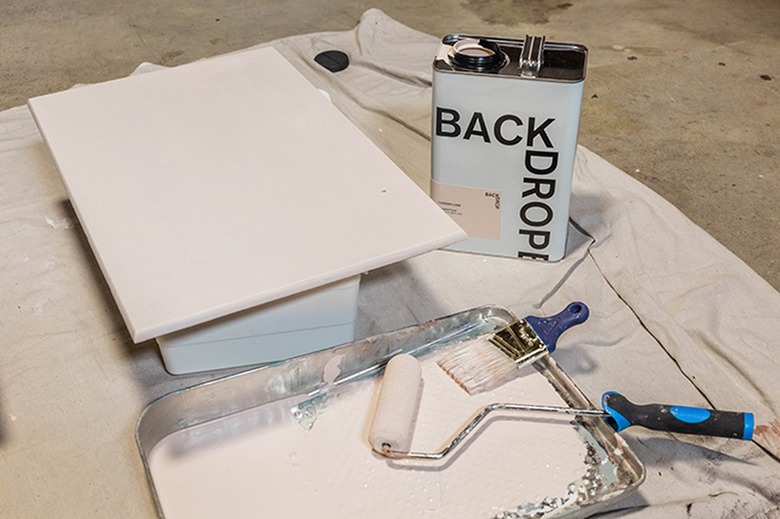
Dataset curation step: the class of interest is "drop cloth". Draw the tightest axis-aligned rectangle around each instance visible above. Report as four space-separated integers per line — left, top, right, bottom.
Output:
1 8 778 518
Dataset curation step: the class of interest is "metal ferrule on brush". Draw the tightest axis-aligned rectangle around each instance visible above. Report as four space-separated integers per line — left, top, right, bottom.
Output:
489 320 548 365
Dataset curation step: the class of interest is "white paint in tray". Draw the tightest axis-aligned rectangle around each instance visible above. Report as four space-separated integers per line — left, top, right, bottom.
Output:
148 350 590 518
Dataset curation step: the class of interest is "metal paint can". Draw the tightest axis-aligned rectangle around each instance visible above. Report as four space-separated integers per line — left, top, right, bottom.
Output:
431 34 588 261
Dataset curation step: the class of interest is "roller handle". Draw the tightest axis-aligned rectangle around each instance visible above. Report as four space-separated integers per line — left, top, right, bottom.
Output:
524 302 589 353
601 391 754 440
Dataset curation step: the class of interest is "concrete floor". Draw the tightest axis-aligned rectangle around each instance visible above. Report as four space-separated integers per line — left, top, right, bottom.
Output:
2 0 778 289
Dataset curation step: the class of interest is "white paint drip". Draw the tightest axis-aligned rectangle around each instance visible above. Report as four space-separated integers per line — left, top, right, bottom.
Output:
45 217 72 229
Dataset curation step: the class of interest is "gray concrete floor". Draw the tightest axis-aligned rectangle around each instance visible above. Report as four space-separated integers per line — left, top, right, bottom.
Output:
2 0 778 289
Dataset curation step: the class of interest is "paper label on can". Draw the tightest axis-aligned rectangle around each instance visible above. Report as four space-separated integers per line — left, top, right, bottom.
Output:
431 180 500 240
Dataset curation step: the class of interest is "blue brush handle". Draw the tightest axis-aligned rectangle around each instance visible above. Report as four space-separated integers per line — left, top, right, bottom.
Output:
601 391 754 440
525 302 589 353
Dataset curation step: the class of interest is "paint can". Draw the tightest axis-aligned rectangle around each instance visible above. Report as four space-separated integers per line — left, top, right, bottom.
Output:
431 35 588 261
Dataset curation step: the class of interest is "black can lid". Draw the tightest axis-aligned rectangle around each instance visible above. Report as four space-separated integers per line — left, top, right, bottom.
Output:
314 50 350 73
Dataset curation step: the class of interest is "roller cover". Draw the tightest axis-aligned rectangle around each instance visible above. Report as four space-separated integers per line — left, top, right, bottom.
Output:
368 354 423 453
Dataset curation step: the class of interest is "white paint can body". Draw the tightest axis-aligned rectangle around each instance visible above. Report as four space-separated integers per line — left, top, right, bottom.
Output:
431 35 587 261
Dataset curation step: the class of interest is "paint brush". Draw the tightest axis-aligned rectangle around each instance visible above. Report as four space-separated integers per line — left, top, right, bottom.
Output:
437 302 588 395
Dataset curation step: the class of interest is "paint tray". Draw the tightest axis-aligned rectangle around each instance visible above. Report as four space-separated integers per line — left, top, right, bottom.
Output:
136 305 644 518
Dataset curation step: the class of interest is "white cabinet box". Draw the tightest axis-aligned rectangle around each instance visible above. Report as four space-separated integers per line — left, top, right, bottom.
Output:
157 276 361 374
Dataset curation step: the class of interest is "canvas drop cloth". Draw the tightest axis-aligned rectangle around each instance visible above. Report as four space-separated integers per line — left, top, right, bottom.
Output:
1 9 778 518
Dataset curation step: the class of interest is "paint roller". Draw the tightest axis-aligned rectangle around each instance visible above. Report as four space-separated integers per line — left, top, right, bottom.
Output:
368 353 603 461
369 354 756 462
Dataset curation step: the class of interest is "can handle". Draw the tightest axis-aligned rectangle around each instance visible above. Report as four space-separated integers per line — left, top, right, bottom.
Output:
520 35 545 77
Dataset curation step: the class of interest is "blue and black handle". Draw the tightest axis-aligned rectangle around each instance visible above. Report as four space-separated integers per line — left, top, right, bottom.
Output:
601 391 754 440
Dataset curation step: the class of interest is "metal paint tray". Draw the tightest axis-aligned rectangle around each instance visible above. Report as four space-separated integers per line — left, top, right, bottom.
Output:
136 305 644 518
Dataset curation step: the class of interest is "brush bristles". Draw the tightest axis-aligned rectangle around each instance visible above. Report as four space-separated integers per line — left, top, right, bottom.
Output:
436 321 547 395
437 341 520 394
